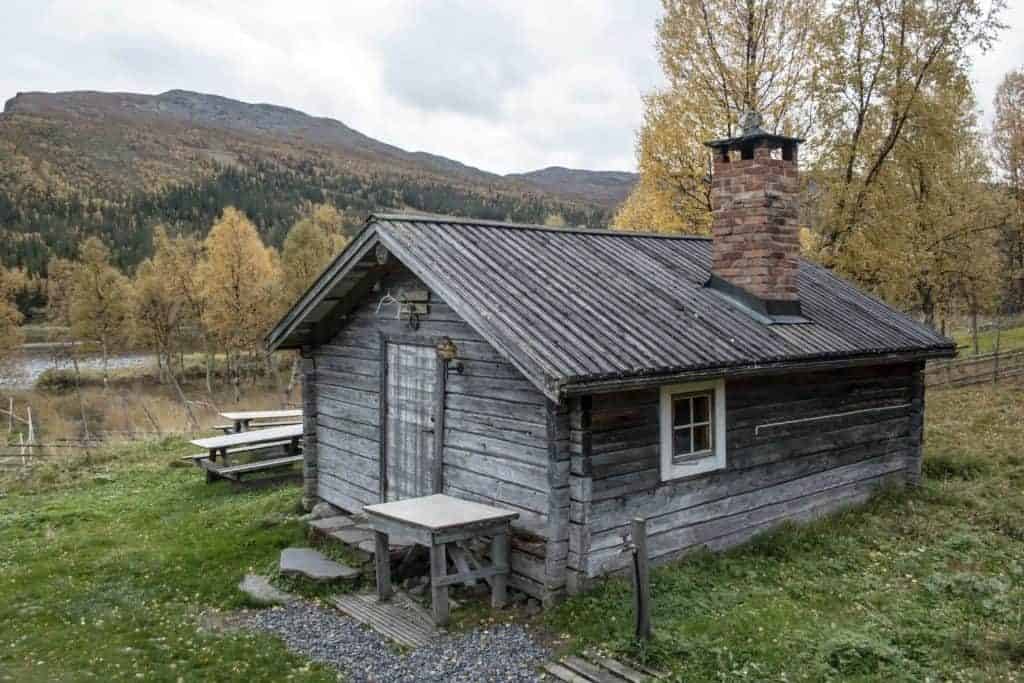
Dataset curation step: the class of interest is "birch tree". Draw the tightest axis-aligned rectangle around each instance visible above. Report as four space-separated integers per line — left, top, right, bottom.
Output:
0 267 23 365
199 207 279 401
615 0 824 234
69 237 131 386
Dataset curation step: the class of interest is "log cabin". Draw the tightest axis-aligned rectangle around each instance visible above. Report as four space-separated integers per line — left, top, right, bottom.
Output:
266 114 956 605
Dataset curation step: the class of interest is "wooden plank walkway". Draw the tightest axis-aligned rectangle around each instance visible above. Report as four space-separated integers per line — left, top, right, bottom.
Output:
329 591 438 648
544 652 661 682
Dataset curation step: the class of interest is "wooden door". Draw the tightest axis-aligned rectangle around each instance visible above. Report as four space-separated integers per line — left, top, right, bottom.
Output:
384 342 437 501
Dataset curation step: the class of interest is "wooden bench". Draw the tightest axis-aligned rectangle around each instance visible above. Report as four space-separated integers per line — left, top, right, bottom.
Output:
181 440 295 462
189 424 303 487
215 420 302 434
218 410 302 433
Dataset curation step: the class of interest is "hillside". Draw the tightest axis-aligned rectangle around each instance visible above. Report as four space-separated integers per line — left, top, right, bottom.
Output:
507 166 638 205
0 89 636 274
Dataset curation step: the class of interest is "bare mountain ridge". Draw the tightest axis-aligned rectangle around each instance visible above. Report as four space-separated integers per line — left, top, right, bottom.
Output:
3 89 636 206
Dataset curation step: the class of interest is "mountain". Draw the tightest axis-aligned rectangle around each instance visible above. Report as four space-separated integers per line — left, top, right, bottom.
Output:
0 89 636 275
508 166 638 205
2 89 635 203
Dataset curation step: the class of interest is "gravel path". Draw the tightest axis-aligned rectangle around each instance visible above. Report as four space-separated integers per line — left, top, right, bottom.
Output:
237 601 551 682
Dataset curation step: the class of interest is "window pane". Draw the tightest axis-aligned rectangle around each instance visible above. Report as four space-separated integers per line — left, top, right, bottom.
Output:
673 397 691 426
693 424 711 452
673 427 692 455
693 394 710 423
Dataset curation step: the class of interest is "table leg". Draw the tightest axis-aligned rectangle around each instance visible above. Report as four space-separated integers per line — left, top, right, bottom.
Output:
374 531 392 602
430 542 449 625
491 530 509 608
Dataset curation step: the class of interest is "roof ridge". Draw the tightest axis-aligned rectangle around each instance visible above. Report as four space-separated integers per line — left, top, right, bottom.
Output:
369 212 713 240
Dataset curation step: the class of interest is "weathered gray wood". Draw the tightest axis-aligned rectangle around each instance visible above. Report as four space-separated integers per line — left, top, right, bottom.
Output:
433 358 447 494
631 518 651 640
330 592 437 648
586 653 652 683
384 341 437 501
190 424 302 450
562 656 623 683
375 531 392 601
430 542 449 625
216 455 303 476
491 531 509 608
544 662 592 683
364 493 519 531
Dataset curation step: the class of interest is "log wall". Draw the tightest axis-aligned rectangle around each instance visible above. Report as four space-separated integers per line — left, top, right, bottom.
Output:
309 265 557 599
568 363 922 585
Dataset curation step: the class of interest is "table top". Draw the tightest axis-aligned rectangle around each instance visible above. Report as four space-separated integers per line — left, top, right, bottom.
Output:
191 423 303 450
363 494 519 531
220 409 302 421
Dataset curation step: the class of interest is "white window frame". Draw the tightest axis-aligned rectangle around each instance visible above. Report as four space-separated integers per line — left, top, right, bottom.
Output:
659 378 727 480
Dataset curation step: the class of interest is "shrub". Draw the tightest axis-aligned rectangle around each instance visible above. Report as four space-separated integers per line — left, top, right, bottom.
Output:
35 368 80 393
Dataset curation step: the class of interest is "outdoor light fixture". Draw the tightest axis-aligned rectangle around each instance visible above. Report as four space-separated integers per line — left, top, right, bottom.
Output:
436 337 463 373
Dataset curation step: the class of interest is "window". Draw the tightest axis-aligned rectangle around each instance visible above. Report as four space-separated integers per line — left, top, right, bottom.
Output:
660 379 726 480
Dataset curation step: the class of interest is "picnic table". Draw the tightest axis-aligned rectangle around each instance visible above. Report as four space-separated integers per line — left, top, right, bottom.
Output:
218 409 302 433
363 494 519 625
186 423 304 486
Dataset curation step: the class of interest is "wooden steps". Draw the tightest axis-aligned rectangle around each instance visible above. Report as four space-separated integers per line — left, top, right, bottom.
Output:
329 591 438 648
218 455 303 476
544 653 660 683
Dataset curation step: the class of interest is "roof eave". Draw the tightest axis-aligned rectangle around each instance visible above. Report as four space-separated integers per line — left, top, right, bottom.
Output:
554 346 956 398
265 218 379 352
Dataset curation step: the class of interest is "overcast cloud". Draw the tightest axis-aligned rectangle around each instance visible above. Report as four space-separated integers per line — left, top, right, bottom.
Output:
1 1 1021 175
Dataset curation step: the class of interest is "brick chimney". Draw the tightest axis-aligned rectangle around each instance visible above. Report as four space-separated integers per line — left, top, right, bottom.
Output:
704 112 804 319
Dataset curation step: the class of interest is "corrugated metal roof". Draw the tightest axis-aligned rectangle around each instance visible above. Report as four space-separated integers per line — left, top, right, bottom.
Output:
268 214 955 399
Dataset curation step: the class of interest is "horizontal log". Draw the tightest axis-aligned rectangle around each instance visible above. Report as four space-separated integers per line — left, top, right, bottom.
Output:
444 428 549 465
588 470 905 576
318 412 379 442
318 397 378 428
443 446 551 493
445 408 547 445
588 452 906 554
444 464 551 514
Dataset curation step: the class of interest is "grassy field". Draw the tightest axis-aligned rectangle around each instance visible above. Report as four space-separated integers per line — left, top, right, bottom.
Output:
951 321 1024 355
1 383 1022 681
0 440 340 682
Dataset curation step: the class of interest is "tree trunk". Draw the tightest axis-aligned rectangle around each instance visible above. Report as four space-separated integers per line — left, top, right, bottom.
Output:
970 298 979 356
169 368 199 432
70 345 90 442
203 334 214 395
101 339 110 390
993 313 1002 385
283 355 300 408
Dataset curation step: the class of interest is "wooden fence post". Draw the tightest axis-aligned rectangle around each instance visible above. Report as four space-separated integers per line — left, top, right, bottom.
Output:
631 517 652 641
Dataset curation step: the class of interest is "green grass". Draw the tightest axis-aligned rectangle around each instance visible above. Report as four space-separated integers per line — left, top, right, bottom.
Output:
951 322 1024 355
547 384 1024 681
0 439 340 682
3 384 1022 681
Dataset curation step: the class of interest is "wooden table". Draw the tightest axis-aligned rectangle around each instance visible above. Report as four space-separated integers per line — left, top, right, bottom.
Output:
363 494 519 625
219 409 302 433
189 423 303 484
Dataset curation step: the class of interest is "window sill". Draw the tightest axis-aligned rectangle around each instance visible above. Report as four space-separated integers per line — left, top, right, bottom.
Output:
661 454 725 481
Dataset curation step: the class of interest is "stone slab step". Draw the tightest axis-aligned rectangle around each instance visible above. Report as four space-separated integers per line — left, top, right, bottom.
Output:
280 547 361 581
309 515 356 533
238 574 295 606
330 526 376 547
330 591 438 648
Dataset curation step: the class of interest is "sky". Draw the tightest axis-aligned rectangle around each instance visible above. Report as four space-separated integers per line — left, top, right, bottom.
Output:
1 0 1021 175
